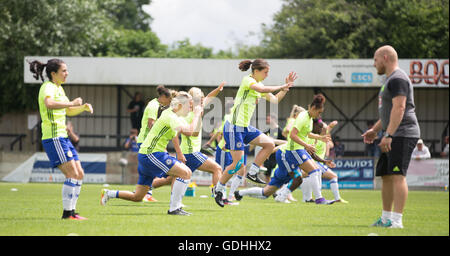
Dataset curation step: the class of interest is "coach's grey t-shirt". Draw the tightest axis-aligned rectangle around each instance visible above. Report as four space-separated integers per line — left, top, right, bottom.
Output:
378 68 420 138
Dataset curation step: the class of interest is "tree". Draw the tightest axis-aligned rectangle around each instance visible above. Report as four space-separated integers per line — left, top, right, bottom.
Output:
0 0 118 115
166 39 214 59
239 0 449 59
99 0 153 31
102 29 167 57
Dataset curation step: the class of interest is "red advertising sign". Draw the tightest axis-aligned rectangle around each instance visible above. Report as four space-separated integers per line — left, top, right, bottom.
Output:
409 60 449 86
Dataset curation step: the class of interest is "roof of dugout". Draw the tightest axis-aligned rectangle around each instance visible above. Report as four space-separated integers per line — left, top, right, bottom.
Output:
24 57 448 88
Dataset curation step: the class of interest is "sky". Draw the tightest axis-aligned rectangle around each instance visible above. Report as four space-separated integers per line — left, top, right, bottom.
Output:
143 0 283 52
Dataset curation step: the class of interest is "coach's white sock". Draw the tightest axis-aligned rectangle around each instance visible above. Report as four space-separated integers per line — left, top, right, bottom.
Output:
62 178 76 211
382 210 392 224
72 180 82 211
170 178 189 212
248 163 259 175
329 178 341 200
301 176 313 201
228 175 242 199
391 212 403 226
238 187 267 199
310 170 323 200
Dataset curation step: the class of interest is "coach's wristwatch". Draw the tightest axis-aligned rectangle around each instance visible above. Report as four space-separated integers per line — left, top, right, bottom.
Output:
383 132 393 139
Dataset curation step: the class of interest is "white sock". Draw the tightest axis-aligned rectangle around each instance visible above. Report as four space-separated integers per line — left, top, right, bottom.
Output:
276 185 290 201
391 212 403 225
382 210 392 223
169 178 189 212
215 182 226 194
238 187 267 199
248 163 259 176
301 176 312 201
72 180 82 211
62 178 76 211
329 178 340 200
106 189 119 198
228 175 242 199
309 170 323 200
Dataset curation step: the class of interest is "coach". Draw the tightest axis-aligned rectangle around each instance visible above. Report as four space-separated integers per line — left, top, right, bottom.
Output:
362 45 420 229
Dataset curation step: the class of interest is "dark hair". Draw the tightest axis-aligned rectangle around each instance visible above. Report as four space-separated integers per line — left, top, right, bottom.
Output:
238 59 269 72
156 85 171 98
310 93 326 109
312 119 324 134
28 59 65 82
157 105 169 118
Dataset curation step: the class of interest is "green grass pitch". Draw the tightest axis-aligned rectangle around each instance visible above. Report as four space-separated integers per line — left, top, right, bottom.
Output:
0 182 448 236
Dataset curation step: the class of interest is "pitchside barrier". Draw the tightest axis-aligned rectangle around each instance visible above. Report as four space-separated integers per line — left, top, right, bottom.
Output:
321 158 375 189
406 159 449 188
2 153 448 190
2 152 106 183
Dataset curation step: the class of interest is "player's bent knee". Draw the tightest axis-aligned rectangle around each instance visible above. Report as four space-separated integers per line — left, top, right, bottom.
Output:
181 168 192 180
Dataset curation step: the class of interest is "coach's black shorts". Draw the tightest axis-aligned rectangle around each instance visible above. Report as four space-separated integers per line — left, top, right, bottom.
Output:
376 137 418 177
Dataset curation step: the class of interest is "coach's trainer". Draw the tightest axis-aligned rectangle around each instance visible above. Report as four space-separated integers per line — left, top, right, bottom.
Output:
362 45 420 229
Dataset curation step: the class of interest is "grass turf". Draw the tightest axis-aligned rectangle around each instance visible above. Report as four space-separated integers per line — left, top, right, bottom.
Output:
0 182 448 236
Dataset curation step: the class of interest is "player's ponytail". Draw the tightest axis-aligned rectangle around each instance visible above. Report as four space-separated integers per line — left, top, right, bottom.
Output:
239 60 253 71
238 59 269 72
28 58 65 82
156 85 171 98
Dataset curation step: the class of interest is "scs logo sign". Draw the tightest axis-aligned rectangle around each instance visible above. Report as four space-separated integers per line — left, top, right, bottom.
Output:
351 72 373 83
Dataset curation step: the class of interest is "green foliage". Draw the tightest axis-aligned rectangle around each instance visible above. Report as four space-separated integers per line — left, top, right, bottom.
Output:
99 0 153 31
0 0 118 114
166 38 214 59
239 0 449 59
1 0 448 115
101 29 167 57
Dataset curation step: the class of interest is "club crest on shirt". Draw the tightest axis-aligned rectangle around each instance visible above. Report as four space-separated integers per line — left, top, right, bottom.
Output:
67 151 73 158
166 158 172 165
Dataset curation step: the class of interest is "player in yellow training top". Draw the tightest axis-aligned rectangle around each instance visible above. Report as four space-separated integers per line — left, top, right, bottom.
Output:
29 59 93 220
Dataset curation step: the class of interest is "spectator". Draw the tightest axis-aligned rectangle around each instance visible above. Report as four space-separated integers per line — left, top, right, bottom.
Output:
124 128 139 152
127 92 145 131
411 139 431 160
441 136 449 158
330 136 345 158
66 121 80 152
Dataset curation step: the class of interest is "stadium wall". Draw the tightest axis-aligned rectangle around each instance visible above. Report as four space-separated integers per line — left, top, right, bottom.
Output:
0 85 448 155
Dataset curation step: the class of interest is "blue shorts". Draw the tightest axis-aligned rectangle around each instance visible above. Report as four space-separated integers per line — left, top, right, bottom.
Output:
268 166 302 188
42 137 79 168
183 152 208 172
215 145 232 171
215 145 248 171
223 121 261 151
267 150 298 188
285 149 313 167
317 161 329 175
137 152 179 187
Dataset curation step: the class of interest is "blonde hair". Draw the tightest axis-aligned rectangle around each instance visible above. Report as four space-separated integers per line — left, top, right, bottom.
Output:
170 89 179 99
170 91 192 109
188 87 204 106
289 105 305 119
